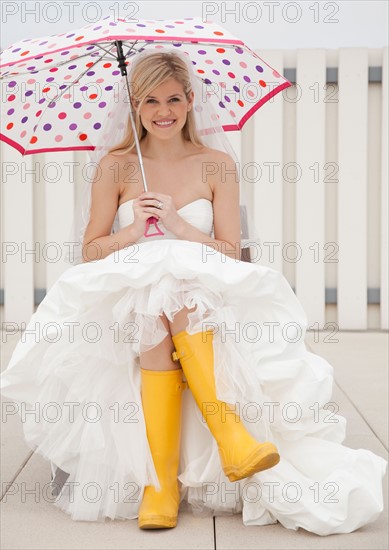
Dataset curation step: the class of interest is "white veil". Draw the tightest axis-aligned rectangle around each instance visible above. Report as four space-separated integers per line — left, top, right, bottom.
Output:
64 48 257 266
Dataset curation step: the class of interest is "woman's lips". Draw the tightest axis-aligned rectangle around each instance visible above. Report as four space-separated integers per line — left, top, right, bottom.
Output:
153 120 176 128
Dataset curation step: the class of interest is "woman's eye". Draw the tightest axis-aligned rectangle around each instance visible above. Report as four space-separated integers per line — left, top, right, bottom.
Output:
145 98 180 104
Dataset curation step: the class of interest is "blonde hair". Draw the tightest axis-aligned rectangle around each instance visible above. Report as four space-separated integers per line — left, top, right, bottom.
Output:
108 51 204 155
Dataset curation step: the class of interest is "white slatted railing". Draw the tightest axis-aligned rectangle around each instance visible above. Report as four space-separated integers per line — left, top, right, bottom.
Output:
1 47 388 330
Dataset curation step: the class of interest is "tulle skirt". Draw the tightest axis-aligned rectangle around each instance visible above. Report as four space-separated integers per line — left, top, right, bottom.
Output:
1 239 386 535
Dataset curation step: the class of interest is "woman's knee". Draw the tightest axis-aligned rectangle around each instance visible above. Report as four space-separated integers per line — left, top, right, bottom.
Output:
169 305 197 336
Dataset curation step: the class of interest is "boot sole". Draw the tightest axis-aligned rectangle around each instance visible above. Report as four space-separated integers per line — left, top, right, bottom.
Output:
223 444 280 482
138 515 177 529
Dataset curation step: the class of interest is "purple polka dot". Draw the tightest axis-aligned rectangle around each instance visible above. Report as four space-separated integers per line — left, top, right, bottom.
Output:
7 108 14 115
38 98 45 104
86 71 95 76
105 85 113 91
235 48 244 54
80 86 88 91
233 86 240 93
46 77 55 82
212 69 220 75
224 96 231 102
69 123 77 130
93 123 101 130
48 102 56 108
243 76 251 82
74 102 82 109
198 50 206 55
194 25 204 29
204 79 212 85
98 102 106 108
222 59 230 65
12 48 21 53
218 102 225 108
8 81 17 88
256 65 264 72
43 123 52 131
93 26 102 31
112 70 120 76
66 34 75 38
61 51 69 56
21 116 28 123
68 65 77 70
25 91 33 97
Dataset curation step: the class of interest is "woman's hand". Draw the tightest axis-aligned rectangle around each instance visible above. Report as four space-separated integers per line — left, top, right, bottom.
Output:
132 191 184 238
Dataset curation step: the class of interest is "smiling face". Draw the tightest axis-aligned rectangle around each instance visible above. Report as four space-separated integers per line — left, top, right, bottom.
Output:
137 77 194 140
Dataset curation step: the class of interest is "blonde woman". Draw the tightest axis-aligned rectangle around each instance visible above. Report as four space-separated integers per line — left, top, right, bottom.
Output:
1 50 386 535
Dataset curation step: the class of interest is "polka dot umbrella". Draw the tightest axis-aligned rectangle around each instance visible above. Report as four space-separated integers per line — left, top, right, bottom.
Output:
0 15 291 157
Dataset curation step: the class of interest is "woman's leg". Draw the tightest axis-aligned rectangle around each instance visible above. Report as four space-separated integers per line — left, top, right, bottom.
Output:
137 313 185 529
170 308 281 482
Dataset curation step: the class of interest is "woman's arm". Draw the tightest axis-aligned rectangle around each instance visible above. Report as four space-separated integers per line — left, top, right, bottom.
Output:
82 155 139 263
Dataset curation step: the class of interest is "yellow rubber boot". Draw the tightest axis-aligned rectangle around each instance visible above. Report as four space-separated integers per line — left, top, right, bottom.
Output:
138 368 185 529
171 330 280 482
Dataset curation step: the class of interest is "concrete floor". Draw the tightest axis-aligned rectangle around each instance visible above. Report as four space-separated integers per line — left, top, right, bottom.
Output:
1 330 388 550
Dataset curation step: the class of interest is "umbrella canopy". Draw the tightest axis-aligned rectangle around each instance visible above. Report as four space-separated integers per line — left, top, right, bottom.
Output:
0 16 291 156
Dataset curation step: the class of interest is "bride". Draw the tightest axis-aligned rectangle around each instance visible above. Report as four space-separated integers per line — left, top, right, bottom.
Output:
0 50 386 535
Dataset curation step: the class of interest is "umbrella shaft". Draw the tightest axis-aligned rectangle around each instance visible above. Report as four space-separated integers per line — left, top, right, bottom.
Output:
124 76 148 192
115 40 148 192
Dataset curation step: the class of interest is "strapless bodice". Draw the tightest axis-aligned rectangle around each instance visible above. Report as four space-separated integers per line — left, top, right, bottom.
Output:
117 198 214 243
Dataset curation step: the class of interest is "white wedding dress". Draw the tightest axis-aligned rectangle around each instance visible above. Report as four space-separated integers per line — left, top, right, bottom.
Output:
1 198 386 535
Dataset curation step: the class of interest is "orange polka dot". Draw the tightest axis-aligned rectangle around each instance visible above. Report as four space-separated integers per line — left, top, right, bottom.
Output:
259 80 266 87
155 29 165 33
237 100 244 107
75 36 84 41
86 62 93 68
6 122 13 130
197 69 205 74
103 63 112 68
79 133 88 141
216 48 225 53
30 136 38 144
89 94 98 100
214 31 224 36
21 51 30 56
42 87 50 93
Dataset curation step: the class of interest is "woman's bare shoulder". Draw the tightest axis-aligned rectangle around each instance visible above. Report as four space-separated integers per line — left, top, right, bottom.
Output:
195 145 236 164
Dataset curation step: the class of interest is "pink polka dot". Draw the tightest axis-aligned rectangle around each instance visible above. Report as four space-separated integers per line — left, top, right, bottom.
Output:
55 135 63 142
27 79 36 84
20 130 27 138
23 103 31 110
83 112 92 119
239 62 247 68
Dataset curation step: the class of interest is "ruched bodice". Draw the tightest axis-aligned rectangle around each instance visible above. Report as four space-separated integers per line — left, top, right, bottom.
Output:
117 198 214 243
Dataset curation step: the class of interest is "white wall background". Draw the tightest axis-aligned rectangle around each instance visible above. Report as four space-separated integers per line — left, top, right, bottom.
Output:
1 0 388 51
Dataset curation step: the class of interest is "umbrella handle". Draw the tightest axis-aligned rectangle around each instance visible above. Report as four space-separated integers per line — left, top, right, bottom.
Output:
144 216 164 237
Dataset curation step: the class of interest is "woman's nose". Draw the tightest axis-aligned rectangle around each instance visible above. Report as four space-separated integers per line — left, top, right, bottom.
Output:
156 103 172 116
